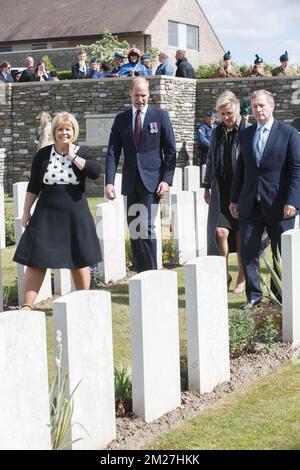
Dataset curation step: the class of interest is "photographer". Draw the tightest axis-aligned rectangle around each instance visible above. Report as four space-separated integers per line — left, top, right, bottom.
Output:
34 61 49 81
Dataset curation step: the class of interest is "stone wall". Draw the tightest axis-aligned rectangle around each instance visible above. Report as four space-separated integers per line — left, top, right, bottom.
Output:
0 75 299 194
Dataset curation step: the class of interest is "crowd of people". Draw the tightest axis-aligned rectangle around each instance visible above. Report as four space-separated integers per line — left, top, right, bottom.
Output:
1 48 298 84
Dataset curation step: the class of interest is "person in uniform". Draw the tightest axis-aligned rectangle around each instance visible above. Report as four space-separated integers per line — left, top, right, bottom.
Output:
272 51 297 77
209 51 241 78
243 55 272 77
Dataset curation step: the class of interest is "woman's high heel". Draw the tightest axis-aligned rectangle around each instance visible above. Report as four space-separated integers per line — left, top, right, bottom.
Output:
232 281 246 294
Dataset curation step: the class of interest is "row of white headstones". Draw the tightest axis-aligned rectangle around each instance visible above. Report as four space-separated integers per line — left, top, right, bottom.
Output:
1 166 300 450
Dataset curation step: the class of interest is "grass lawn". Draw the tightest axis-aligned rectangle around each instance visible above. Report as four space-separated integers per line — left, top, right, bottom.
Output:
146 360 300 450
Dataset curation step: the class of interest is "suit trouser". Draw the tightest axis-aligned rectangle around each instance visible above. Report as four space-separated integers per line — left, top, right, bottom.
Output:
125 173 159 273
239 201 295 302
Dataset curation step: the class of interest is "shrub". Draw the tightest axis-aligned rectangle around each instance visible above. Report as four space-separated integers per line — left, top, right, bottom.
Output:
162 238 179 265
40 55 56 71
5 212 15 246
229 308 256 357
195 63 219 79
56 70 72 80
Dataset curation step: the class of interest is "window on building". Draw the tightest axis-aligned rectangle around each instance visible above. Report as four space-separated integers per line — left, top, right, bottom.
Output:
187 24 199 50
168 21 178 47
31 43 47 50
0 46 12 52
51 41 69 49
168 21 199 51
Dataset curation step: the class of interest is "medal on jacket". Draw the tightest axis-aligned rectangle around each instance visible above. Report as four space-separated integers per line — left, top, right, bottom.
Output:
149 122 158 134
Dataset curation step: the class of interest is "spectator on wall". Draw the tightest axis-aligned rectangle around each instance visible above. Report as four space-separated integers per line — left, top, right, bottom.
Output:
175 50 195 79
155 52 174 76
0 62 14 83
71 50 88 79
19 56 35 82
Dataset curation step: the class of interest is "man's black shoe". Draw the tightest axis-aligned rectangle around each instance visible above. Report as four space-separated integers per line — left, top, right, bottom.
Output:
240 297 263 310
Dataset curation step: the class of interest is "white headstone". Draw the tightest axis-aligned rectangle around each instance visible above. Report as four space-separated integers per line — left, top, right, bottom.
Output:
129 270 181 422
0 310 51 450
13 182 37 221
14 218 52 305
171 191 197 264
0 184 5 249
184 165 200 191
201 164 207 184
194 189 208 256
0 249 3 311
185 256 230 393
53 290 116 450
53 269 74 296
154 204 162 269
282 229 300 345
163 167 183 220
13 182 28 219
95 200 126 283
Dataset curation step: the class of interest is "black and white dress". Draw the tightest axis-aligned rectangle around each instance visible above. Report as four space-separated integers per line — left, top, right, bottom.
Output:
13 144 102 269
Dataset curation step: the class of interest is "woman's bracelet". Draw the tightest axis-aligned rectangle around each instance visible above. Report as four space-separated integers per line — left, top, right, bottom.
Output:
72 154 78 163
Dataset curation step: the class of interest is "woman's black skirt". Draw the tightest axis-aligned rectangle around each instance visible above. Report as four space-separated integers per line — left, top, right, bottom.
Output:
13 185 102 269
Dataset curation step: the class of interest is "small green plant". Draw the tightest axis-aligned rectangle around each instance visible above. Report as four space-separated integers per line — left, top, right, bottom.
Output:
5 212 15 246
114 364 132 416
162 238 179 265
255 314 278 348
49 330 83 450
259 249 282 308
229 308 256 357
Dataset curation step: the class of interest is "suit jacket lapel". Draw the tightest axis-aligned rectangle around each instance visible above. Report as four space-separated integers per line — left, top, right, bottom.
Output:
248 124 257 163
126 109 135 147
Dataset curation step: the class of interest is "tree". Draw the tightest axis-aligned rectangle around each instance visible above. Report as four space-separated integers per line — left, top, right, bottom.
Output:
77 28 130 66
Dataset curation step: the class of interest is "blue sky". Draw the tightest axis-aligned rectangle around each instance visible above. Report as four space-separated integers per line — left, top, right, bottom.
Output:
199 0 300 66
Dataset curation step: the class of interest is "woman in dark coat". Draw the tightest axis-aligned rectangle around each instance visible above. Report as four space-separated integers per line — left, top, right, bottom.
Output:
14 112 102 309
203 91 246 294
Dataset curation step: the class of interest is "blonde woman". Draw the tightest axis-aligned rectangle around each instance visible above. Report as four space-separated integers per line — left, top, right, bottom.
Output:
14 112 101 309
203 91 248 294
36 111 53 150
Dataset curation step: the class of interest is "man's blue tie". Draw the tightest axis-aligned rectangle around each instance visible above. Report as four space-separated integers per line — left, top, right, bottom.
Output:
255 127 266 166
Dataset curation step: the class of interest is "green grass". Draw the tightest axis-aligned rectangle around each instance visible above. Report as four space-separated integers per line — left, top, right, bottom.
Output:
146 360 300 450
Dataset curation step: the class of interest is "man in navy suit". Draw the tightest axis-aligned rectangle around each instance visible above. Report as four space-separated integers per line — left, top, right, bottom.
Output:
230 89 300 308
105 77 176 272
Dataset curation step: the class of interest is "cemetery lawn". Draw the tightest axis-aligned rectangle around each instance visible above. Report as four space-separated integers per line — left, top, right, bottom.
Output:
145 360 300 450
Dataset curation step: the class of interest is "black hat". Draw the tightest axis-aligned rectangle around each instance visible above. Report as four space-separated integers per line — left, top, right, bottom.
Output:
114 51 125 59
280 51 289 62
223 51 231 60
240 100 249 116
206 111 215 117
254 54 263 64
90 57 98 64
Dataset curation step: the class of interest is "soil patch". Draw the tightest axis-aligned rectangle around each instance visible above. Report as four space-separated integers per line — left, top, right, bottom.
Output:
107 343 300 450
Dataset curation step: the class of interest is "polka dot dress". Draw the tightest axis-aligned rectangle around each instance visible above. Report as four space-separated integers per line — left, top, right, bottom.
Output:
43 145 79 185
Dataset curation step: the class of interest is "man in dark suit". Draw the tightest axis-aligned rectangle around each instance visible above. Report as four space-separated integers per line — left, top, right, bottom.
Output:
105 77 176 273
71 50 88 79
19 56 35 82
230 89 300 308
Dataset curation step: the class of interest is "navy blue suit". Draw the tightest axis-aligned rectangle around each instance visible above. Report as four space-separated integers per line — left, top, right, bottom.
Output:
106 105 176 272
231 120 300 301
